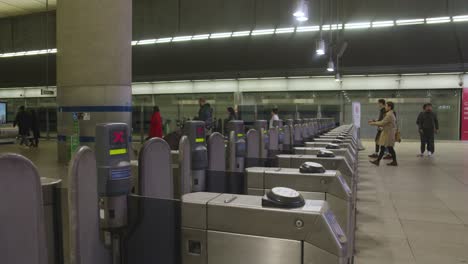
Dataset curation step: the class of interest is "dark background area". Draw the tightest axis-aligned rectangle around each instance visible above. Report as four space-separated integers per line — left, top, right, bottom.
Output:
0 0 467 88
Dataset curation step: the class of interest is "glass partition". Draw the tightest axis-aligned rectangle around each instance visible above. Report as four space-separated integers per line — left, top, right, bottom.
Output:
132 93 235 140
343 89 460 140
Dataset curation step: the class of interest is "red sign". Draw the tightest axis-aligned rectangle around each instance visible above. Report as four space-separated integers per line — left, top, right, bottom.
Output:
113 131 125 143
462 88 468 141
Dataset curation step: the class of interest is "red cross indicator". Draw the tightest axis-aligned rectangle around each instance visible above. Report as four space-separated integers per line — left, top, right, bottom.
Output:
113 131 125 143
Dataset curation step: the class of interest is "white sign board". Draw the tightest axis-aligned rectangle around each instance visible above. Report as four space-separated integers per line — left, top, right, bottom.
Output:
352 102 361 128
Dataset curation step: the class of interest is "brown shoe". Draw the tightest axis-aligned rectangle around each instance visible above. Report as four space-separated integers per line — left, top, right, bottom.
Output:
387 161 398 166
383 154 392 160
368 154 378 158
370 160 380 166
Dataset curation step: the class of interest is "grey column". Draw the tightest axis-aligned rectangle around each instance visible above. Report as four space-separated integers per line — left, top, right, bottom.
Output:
56 0 132 163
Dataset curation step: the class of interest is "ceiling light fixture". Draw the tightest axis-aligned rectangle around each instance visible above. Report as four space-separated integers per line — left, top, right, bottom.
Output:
327 58 335 72
172 36 193 42
232 31 251 37
372 20 395 28
137 39 157 45
293 0 309 22
322 24 343 31
396 18 425 26
210 32 233 39
453 15 468 22
296 26 320 32
345 22 371 29
251 29 275 36
155 38 172 43
426 17 451 24
275 27 295 34
192 34 210 40
316 39 326 55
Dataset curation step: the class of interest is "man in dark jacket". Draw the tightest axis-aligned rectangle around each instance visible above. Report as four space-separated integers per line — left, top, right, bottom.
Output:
13 106 31 146
198 98 213 130
417 103 439 157
369 99 386 158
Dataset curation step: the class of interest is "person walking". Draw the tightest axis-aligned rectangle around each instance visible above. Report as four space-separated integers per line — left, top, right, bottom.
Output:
148 106 163 139
224 107 237 134
226 107 237 121
198 98 213 131
30 109 40 148
369 101 398 166
369 99 386 158
13 106 31 146
417 103 439 157
269 108 280 128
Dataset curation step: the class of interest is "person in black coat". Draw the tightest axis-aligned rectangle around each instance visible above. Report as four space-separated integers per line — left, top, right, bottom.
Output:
417 103 439 157
29 109 40 147
369 99 387 158
13 106 31 146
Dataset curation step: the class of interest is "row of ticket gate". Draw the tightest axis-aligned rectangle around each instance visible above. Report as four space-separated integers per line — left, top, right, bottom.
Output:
0 117 362 264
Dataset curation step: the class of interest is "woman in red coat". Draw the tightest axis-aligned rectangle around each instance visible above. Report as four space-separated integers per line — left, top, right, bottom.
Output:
148 106 163 139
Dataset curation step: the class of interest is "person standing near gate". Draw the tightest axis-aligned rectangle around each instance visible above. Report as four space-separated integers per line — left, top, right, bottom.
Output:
369 99 386 159
417 103 439 157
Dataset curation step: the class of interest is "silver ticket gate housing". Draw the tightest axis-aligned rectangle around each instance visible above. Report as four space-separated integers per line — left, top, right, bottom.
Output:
306 141 357 159
95 123 133 261
246 165 354 261
294 146 355 166
181 121 209 193
181 192 348 264
0 153 48 264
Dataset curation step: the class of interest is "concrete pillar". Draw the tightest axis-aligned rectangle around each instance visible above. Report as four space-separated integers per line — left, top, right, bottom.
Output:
56 0 132 163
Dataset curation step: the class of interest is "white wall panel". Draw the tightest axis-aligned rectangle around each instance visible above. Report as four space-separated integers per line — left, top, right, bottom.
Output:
0 74 465 99
401 75 461 89
239 79 288 92
341 76 398 90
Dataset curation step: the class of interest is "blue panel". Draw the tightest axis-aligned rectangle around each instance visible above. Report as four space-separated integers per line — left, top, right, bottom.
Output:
58 106 133 113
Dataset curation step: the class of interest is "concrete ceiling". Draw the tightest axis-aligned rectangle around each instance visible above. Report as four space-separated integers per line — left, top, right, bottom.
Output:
0 0 55 18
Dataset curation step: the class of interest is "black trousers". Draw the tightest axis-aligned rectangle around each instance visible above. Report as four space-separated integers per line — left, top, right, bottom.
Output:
375 131 382 153
378 145 396 163
420 129 435 154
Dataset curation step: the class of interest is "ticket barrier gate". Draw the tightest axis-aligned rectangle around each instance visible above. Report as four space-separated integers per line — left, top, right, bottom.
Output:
306 141 357 159
293 119 304 147
64 123 350 264
181 192 349 264
294 145 355 166
277 154 355 190
0 153 64 264
246 163 354 263
0 154 49 264
277 153 357 255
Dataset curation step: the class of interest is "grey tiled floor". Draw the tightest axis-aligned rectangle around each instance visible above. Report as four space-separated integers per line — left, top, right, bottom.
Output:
356 141 468 264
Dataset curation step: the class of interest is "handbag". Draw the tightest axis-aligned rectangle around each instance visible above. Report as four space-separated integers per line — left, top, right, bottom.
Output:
395 129 402 143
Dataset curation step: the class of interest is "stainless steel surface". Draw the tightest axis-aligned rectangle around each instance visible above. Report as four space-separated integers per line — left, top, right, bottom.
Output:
245 166 355 260
294 147 354 166
277 154 354 187
138 138 173 198
182 192 348 262
207 231 302 264
179 136 192 197
208 132 225 171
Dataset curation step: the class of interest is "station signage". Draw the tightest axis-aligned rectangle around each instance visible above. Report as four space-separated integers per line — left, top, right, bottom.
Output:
462 88 468 141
